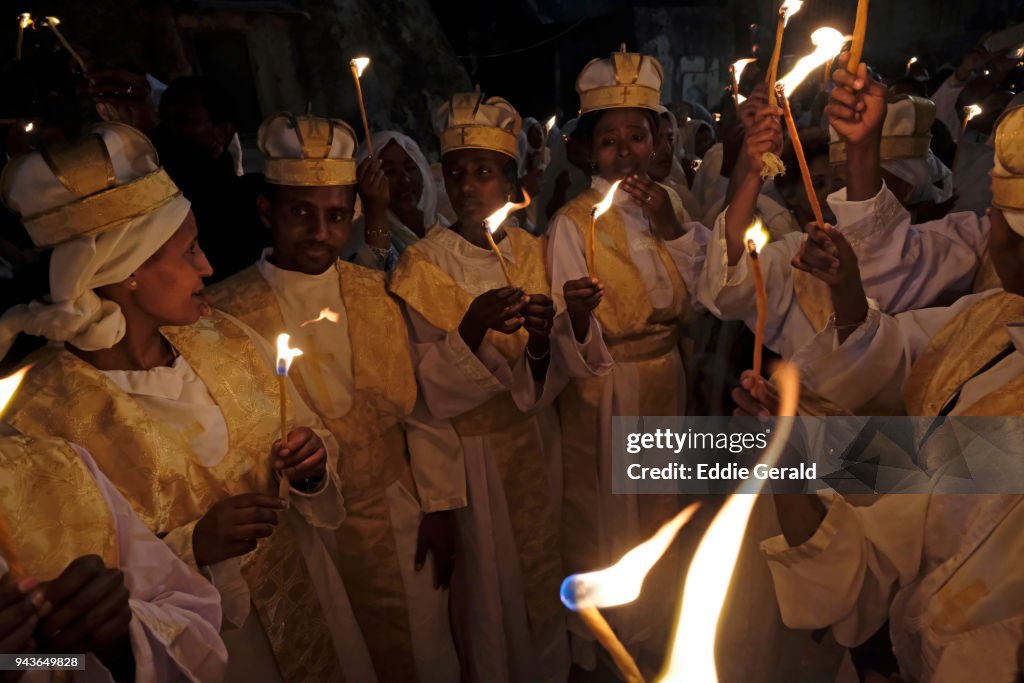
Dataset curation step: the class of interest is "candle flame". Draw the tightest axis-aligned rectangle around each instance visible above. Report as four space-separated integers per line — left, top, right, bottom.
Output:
744 219 769 254
714 112 723 121
545 115 557 135
300 308 340 327
964 104 983 122
780 0 804 26
0 367 30 416
732 58 756 82
275 334 303 375
45 15 59 26
657 364 801 682
906 56 918 71
560 503 700 610
483 189 531 234
18 13 33 29
350 57 370 78
23 122 33 133
776 27 845 98
592 179 622 219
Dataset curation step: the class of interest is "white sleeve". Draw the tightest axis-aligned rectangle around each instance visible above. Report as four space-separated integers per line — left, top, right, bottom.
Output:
791 290 1002 412
664 221 711 314
761 493 929 648
546 212 615 380
697 209 807 356
74 444 228 683
829 183 987 314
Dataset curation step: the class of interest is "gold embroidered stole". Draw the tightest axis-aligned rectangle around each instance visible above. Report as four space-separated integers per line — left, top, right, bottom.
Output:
554 189 689 571
903 290 1024 416
7 313 343 682
793 269 833 333
209 262 421 681
389 227 564 639
0 436 119 580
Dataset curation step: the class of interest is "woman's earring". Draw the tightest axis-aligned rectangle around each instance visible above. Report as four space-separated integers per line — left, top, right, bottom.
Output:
128 279 138 290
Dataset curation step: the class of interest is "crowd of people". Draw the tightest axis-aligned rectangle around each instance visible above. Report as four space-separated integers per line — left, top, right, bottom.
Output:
0 13 1022 683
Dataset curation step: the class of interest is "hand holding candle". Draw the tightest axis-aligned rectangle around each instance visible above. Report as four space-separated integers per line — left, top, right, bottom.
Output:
275 334 302 499
483 190 532 286
349 57 373 156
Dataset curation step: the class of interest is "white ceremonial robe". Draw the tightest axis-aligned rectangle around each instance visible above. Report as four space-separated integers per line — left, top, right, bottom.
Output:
793 289 1024 416
547 177 709 665
693 142 727 222
256 251 462 683
101 335 377 683
763 493 1024 683
699 183 988 362
3 442 227 683
398 226 606 683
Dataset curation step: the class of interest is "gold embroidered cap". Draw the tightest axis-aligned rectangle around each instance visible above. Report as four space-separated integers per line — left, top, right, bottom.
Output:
435 90 522 160
576 45 663 115
259 112 358 186
991 104 1024 216
0 122 183 249
830 95 936 164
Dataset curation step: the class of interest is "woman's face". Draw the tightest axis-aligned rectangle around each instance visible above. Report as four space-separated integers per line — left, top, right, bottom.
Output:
131 211 214 326
590 108 655 182
379 139 424 215
650 113 675 181
442 148 514 230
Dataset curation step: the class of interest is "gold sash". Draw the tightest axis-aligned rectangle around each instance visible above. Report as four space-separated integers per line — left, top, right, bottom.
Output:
903 290 1024 416
0 436 119 580
553 189 691 647
209 262 422 681
7 313 343 682
388 227 564 640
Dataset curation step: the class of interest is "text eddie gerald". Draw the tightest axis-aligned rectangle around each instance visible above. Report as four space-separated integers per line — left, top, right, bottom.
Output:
623 427 817 482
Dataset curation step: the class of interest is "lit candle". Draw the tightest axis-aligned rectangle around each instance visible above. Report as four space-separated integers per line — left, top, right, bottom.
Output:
349 57 373 156
275 334 303 499
771 27 845 223
586 180 622 279
561 503 700 683
906 55 918 74
45 17 90 79
483 190 532 286
731 58 756 107
745 221 770 377
0 367 32 581
658 365 800 682
766 0 804 106
300 307 341 327
847 0 870 74
953 104 983 172
544 115 557 137
15 13 32 61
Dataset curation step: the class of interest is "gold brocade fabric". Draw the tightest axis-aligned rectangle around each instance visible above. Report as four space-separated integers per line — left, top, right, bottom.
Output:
553 189 689 571
972 252 1003 294
903 290 1024 416
6 312 344 683
0 436 119 580
208 262 422 682
793 269 833 333
388 227 564 640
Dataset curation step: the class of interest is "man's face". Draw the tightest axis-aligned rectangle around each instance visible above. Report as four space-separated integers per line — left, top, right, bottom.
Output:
258 184 356 275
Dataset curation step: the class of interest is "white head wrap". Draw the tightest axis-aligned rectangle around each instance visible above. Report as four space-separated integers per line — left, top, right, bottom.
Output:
357 130 438 228
0 123 190 359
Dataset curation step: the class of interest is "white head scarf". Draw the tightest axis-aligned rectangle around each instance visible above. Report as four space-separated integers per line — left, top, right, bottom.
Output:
357 130 438 228
883 149 953 205
0 125 191 359
682 118 716 161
